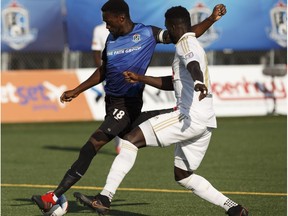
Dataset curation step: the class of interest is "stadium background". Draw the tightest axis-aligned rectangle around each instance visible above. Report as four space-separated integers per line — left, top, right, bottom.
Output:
1 0 287 123
1 0 287 69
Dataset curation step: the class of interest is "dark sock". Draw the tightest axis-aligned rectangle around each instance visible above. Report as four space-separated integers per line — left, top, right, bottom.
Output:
54 172 80 197
54 141 97 197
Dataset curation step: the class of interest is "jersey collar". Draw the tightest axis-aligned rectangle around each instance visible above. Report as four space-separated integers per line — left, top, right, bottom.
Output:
176 32 196 45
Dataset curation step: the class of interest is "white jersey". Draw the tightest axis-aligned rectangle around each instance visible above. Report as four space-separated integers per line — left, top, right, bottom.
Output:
91 23 109 51
172 32 216 128
139 32 216 171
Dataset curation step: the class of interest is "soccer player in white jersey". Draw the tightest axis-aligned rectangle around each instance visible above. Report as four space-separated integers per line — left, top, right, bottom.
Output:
78 5 249 216
91 22 109 67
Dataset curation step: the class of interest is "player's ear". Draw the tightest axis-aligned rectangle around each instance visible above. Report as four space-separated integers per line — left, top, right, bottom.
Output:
119 15 125 23
173 24 176 30
171 24 177 32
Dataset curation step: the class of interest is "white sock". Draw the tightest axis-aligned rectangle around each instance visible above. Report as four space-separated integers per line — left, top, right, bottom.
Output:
178 174 237 211
101 140 138 199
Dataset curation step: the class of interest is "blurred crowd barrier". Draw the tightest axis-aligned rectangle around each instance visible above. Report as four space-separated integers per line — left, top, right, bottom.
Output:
1 65 286 123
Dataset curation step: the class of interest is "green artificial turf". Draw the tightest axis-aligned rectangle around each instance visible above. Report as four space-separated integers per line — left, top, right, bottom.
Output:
1 116 287 215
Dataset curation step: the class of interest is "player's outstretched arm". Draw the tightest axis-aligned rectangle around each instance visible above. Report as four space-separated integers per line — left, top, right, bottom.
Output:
191 4 226 38
60 65 105 103
60 89 79 103
123 71 173 90
153 4 226 43
211 4 227 21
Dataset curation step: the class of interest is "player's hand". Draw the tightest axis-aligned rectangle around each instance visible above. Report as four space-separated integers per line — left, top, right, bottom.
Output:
194 83 208 101
60 90 79 103
210 4 226 22
123 71 139 83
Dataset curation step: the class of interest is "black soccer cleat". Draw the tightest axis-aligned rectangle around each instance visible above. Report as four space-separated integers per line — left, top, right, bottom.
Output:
226 205 249 216
31 195 53 213
74 192 110 215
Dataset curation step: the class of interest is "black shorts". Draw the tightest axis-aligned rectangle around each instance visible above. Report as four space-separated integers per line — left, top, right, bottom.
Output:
130 108 174 130
99 95 174 139
99 95 143 139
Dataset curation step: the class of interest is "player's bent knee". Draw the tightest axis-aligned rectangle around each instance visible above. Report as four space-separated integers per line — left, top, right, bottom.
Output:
89 130 112 151
123 127 146 148
174 166 193 182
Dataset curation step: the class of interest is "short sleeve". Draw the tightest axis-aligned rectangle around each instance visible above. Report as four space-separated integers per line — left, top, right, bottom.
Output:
179 37 201 67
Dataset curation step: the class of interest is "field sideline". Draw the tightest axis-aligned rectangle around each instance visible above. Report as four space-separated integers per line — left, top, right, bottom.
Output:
2 183 287 197
1 116 287 215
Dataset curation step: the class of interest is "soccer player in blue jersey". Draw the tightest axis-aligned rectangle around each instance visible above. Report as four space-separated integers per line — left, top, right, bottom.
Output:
31 0 226 214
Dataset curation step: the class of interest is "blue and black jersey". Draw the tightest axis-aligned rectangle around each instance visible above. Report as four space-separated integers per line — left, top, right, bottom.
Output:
102 23 157 97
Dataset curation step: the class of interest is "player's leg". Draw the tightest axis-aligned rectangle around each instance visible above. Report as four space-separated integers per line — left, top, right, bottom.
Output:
174 128 248 215
102 109 180 197
74 125 147 215
130 108 175 130
72 111 203 214
32 96 136 213
54 129 111 193
73 96 143 213
112 108 174 154
103 125 148 191
111 108 175 155
31 129 112 213
176 167 248 215
53 110 129 196
77 111 181 214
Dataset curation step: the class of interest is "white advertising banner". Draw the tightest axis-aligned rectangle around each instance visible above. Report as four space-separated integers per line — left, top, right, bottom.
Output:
209 65 286 116
77 65 287 120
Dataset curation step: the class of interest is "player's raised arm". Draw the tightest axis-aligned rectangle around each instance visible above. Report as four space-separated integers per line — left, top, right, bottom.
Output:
191 4 226 37
123 71 174 90
60 65 106 103
153 4 226 43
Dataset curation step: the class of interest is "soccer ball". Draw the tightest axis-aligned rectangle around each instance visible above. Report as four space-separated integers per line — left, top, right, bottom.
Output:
43 194 68 216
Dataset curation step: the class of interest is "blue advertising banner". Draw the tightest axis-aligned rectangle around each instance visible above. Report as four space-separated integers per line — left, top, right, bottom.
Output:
1 0 65 52
65 0 287 51
1 0 286 52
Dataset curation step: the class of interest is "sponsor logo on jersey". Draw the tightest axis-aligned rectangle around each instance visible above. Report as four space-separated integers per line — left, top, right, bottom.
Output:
107 46 142 56
189 3 219 48
1 0 38 50
267 1 287 47
132 33 141 43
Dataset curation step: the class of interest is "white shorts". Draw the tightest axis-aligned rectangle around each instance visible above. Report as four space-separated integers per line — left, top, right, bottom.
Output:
139 110 212 171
